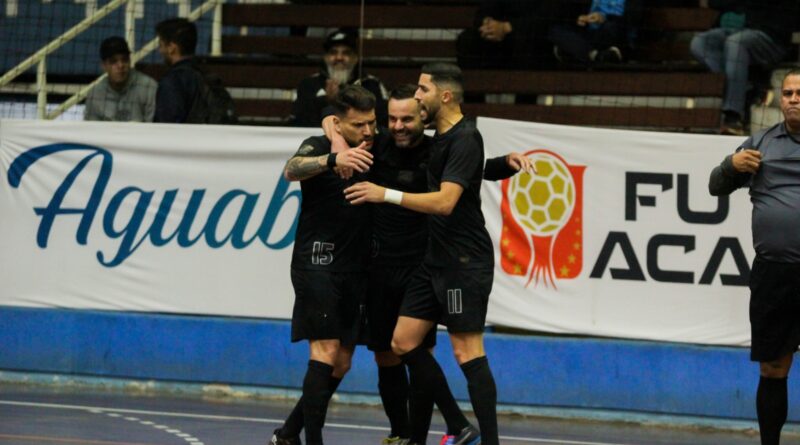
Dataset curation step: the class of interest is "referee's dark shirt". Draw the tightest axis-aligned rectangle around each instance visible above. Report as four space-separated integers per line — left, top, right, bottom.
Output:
424 117 494 269
290 136 371 272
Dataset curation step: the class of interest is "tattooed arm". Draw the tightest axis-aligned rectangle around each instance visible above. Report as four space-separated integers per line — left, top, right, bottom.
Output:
283 141 374 182
284 154 329 181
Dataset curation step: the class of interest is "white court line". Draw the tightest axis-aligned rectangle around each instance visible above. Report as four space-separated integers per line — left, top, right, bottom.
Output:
0 400 631 445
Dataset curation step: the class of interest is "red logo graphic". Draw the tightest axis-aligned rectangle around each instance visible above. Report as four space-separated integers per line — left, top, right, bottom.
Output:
499 150 585 288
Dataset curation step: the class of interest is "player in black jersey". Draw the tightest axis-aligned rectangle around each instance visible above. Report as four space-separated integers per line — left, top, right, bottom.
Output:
345 63 504 445
360 85 529 445
272 85 376 445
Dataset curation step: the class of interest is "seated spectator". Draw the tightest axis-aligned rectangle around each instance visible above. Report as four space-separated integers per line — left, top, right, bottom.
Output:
456 0 570 69
690 0 799 135
548 0 642 66
289 28 388 127
84 37 157 122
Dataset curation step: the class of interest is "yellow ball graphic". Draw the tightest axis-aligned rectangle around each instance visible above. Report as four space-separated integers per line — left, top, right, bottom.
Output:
508 152 575 236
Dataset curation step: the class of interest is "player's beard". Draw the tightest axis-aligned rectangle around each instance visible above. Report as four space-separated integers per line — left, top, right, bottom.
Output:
327 64 353 85
420 102 438 125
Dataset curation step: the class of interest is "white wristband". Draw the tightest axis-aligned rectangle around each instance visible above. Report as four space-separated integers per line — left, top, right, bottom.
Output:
384 188 404 205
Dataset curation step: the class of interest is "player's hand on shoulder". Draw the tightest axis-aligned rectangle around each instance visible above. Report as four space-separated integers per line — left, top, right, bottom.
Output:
335 141 373 173
334 166 354 179
506 152 535 174
731 149 761 174
344 181 385 205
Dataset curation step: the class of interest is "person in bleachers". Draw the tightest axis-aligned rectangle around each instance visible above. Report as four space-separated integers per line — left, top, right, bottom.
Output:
690 0 800 135
289 28 388 128
548 0 643 66
456 0 570 69
84 37 157 122
153 18 201 123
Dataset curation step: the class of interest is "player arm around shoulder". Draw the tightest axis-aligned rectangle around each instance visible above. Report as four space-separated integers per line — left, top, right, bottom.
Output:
283 140 372 182
344 180 464 216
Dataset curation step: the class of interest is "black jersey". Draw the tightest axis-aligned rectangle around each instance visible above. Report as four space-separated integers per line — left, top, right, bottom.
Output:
369 133 431 266
290 136 371 272
424 117 494 269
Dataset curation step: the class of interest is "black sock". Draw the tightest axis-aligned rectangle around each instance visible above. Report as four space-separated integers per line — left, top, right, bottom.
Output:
378 363 410 438
401 346 469 442
281 375 342 438
461 356 498 445
436 378 469 435
757 376 788 445
302 360 334 445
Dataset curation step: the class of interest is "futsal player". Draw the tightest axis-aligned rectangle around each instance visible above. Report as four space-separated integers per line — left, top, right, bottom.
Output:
272 85 375 445
345 63 503 445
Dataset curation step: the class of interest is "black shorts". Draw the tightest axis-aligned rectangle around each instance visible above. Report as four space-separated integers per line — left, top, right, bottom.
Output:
399 264 493 333
367 265 436 352
290 268 368 346
749 258 800 362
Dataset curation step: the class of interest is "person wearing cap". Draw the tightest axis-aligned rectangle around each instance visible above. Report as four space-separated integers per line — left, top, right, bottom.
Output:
84 36 157 122
289 28 389 128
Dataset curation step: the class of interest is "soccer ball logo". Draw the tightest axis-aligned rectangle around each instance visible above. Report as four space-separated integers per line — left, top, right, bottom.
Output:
508 153 575 237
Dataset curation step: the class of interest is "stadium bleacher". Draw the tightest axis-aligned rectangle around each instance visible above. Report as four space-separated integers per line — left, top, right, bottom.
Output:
135 0 727 130
2 0 794 132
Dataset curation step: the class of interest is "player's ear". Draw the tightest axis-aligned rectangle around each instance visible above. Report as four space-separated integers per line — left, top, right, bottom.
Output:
441 89 452 105
333 116 342 134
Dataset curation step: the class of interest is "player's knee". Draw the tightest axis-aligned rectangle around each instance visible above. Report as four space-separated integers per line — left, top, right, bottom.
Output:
760 360 791 379
451 348 477 365
333 361 351 377
391 338 412 357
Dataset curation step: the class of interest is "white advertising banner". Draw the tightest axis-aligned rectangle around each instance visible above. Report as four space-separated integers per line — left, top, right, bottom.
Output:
0 118 754 346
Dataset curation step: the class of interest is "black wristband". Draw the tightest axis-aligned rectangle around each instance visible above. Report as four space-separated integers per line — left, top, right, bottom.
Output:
327 152 337 169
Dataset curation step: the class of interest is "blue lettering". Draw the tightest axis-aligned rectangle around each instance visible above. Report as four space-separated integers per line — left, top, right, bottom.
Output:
7 144 301 267
258 176 301 249
7 143 111 248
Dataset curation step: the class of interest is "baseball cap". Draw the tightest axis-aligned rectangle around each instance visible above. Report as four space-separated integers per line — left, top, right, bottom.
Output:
100 36 131 61
323 28 358 52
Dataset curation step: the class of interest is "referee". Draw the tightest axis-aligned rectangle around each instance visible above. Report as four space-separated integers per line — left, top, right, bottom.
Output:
273 85 375 445
346 63 502 445
709 69 800 445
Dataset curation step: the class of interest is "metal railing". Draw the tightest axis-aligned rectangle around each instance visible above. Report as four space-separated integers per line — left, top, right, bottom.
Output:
0 0 224 120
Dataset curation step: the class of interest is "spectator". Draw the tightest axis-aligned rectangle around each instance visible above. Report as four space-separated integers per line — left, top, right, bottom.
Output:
456 0 571 69
153 18 200 123
84 37 157 122
690 0 799 135
289 28 389 127
548 0 643 66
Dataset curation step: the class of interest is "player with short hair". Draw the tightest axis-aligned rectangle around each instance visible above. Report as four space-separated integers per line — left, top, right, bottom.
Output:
273 84 375 445
345 63 503 445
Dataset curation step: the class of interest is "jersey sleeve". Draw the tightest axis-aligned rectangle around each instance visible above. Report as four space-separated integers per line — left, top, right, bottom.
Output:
441 131 484 189
291 137 329 158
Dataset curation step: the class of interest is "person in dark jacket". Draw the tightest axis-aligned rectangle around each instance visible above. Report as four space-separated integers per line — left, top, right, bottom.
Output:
548 0 643 65
691 0 800 135
153 18 201 123
289 28 389 127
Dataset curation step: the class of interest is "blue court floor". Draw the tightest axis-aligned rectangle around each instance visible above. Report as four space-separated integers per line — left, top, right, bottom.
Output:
0 383 798 445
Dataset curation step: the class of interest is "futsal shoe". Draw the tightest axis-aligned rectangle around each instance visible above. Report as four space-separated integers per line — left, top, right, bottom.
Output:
451 425 481 445
270 428 301 445
381 437 410 444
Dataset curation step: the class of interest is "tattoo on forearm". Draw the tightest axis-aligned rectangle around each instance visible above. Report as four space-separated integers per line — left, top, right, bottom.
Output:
285 155 327 180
